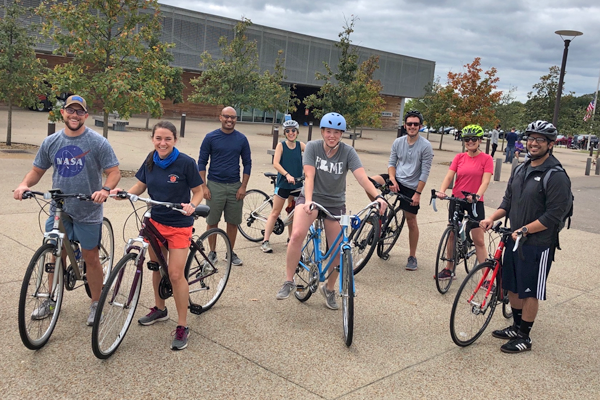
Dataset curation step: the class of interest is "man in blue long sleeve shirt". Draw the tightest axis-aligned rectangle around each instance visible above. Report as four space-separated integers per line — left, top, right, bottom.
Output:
198 106 252 266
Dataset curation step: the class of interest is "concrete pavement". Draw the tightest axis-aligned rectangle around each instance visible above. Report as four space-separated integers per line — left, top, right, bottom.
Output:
1 108 599 399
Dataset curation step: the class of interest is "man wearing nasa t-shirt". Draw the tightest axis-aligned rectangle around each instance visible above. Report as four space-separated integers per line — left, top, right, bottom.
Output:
13 95 121 326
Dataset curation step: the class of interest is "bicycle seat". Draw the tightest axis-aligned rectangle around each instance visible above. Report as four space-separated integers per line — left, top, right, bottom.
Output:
193 205 210 218
264 172 278 178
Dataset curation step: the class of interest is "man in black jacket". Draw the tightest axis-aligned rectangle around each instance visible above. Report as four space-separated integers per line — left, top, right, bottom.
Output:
480 120 571 354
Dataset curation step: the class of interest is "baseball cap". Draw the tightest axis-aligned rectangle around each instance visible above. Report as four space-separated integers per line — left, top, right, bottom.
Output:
64 95 88 112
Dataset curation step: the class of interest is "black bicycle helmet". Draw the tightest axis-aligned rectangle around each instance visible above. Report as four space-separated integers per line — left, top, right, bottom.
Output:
525 120 557 141
404 110 423 124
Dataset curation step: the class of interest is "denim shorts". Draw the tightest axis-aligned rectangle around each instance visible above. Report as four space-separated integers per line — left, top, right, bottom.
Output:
45 215 102 250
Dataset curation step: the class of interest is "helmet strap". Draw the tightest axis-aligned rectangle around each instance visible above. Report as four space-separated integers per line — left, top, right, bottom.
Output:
325 142 340 157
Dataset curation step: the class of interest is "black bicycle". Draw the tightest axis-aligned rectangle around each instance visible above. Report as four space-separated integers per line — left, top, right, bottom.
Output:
430 189 480 294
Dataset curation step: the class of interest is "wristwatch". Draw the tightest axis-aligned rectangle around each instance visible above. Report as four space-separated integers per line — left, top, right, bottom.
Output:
102 186 111 192
520 226 528 236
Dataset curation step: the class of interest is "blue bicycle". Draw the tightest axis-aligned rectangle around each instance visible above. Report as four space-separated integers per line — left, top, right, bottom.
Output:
293 201 380 347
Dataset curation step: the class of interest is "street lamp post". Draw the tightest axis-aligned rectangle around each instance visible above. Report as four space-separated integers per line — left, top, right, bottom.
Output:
552 30 583 129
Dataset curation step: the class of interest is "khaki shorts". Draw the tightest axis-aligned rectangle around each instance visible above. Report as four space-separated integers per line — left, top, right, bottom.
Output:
206 180 243 225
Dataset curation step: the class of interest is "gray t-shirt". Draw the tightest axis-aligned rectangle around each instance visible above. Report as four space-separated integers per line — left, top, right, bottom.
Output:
491 129 499 144
302 140 362 208
387 135 434 190
34 127 119 224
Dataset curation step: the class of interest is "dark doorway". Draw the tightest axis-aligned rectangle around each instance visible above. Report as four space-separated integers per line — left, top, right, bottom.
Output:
289 84 320 126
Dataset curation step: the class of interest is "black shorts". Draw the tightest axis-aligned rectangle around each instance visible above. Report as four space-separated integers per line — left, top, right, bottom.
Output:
447 200 485 222
503 240 553 300
296 195 346 221
379 174 419 215
274 187 301 199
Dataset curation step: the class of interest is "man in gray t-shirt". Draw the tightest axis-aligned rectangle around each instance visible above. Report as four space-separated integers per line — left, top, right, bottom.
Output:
491 124 500 157
14 95 120 326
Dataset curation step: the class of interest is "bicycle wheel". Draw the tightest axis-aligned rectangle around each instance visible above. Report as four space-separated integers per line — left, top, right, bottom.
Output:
377 208 405 259
294 231 319 302
502 289 513 319
85 217 115 298
238 189 272 242
185 228 232 312
350 212 379 275
341 248 354 347
92 252 142 359
463 240 477 275
434 226 456 294
450 261 498 347
18 244 64 350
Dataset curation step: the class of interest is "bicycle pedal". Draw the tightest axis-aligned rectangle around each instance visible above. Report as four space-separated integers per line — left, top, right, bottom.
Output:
381 254 390 261
147 261 160 271
296 285 306 292
45 263 54 273
189 304 204 315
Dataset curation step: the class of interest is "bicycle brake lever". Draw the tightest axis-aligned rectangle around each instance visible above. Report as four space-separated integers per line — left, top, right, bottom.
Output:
472 202 478 218
512 234 521 252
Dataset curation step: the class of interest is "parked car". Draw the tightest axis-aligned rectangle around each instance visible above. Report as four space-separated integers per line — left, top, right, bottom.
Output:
29 82 71 112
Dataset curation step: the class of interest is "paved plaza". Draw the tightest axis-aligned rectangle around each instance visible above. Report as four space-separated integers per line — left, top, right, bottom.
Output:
1 108 599 399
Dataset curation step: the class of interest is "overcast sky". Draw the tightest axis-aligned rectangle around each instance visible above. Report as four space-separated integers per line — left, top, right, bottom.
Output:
158 0 600 103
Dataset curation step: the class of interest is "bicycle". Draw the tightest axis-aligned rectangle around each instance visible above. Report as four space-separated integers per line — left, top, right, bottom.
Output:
91 192 232 359
430 189 480 294
238 172 304 242
293 200 381 347
18 190 115 350
449 222 516 347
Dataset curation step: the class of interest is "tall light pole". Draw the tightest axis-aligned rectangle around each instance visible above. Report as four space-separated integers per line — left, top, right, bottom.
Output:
553 30 583 128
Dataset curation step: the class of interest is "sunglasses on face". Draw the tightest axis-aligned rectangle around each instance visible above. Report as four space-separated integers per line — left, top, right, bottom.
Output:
221 115 236 120
285 128 297 133
463 137 480 143
526 137 548 144
64 107 86 116
405 122 420 127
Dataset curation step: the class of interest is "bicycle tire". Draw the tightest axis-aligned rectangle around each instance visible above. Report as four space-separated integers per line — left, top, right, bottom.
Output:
85 217 115 298
350 212 379 275
92 252 142 359
18 244 64 350
434 226 455 294
238 189 272 242
450 261 498 347
185 228 232 312
377 207 405 259
502 289 513 319
294 230 319 302
341 248 354 347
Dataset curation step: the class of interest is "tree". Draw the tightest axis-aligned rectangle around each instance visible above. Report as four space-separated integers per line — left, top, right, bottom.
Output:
0 0 46 146
446 57 502 129
303 16 385 131
525 66 560 124
494 88 526 131
37 0 175 138
406 78 453 148
188 18 262 110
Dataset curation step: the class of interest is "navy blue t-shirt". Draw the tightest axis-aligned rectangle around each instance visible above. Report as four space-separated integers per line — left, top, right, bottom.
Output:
197 128 252 183
136 152 203 227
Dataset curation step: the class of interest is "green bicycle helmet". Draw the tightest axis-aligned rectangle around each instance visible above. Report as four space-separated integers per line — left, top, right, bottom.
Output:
461 124 484 138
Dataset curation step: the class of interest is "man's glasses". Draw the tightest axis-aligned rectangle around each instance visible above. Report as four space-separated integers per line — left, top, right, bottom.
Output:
463 137 479 143
221 115 236 120
405 122 420 127
64 107 86 116
526 137 548 144
284 128 297 133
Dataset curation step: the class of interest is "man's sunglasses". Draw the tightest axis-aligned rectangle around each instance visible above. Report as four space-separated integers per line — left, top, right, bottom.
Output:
284 128 297 133
64 107 86 116
405 122 420 127
463 137 480 143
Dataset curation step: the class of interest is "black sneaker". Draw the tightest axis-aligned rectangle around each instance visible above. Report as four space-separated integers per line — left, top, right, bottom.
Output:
500 333 532 353
492 325 519 339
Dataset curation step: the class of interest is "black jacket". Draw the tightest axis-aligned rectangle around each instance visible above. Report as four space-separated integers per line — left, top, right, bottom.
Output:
499 155 571 247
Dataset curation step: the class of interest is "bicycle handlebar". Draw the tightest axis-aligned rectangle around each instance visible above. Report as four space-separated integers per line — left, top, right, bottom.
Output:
368 177 413 203
23 190 93 202
308 200 380 221
429 189 479 218
112 191 209 217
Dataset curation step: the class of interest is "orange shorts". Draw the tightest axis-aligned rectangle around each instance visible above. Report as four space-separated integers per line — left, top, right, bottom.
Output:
149 219 192 249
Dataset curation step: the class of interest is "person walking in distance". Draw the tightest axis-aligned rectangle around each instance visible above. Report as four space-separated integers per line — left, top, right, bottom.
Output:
261 119 305 253
13 95 121 326
198 107 252 266
480 120 572 353
504 127 518 163
490 124 500 158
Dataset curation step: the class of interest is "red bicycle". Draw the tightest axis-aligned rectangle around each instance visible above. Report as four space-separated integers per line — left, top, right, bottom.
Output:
449 222 515 347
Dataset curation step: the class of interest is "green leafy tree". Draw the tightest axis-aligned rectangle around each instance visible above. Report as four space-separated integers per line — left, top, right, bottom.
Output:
303 16 385 131
0 0 46 146
188 18 262 110
494 88 526 132
37 0 175 138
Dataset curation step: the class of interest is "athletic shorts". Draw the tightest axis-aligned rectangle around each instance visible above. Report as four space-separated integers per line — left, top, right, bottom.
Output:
448 199 485 222
45 215 101 251
206 180 243 226
502 239 553 300
379 174 419 215
274 187 301 200
149 218 192 249
296 195 346 221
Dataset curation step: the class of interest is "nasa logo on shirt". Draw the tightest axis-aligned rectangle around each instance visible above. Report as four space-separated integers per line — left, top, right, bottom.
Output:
54 145 89 177
168 174 180 183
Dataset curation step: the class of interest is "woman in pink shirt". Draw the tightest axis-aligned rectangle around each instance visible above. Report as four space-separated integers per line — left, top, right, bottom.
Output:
435 124 493 281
